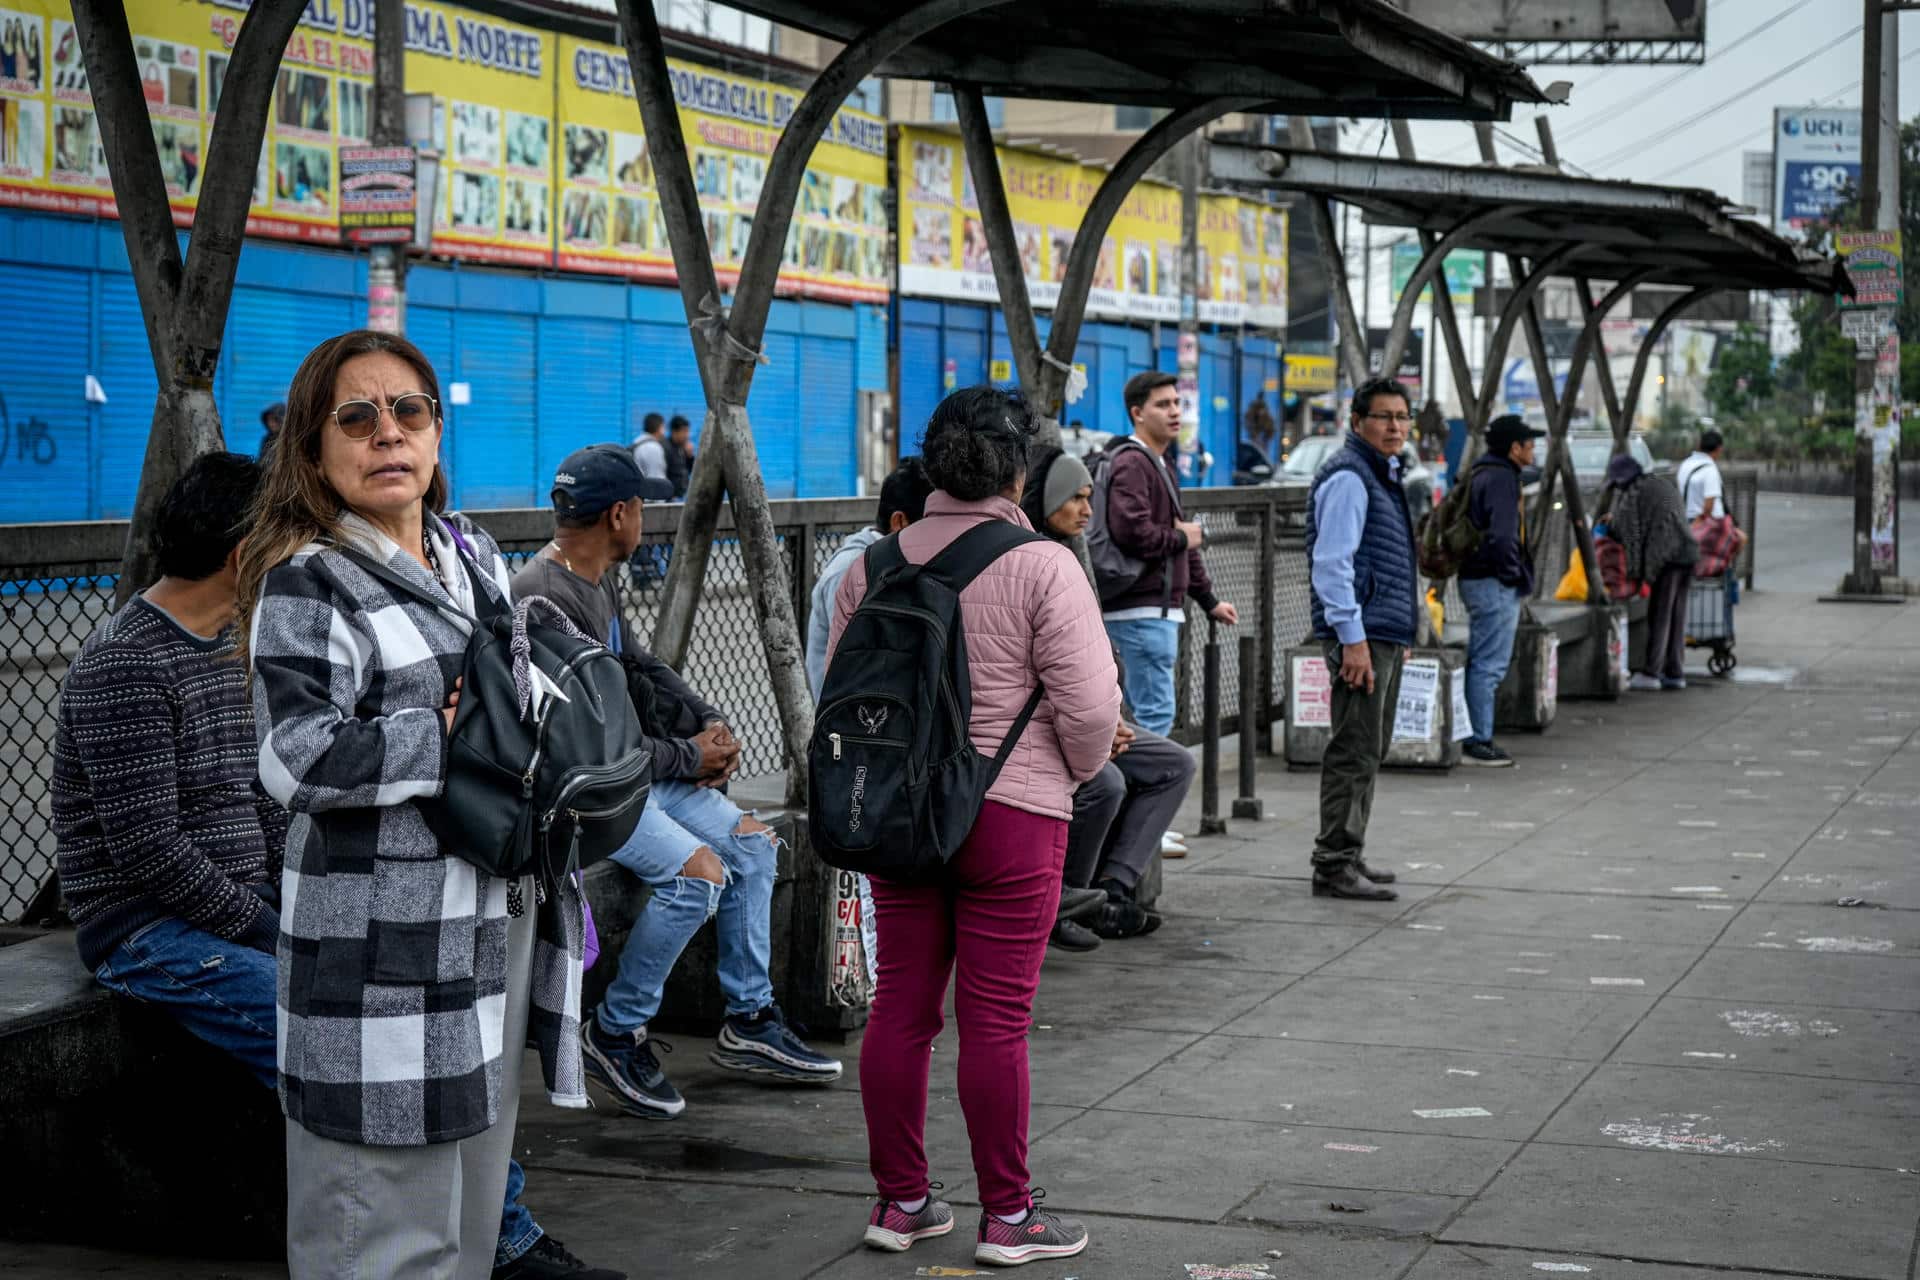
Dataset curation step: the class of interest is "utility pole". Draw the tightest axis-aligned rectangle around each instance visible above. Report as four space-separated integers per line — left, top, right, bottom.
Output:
368 0 407 334
1177 130 1202 476
1836 0 1903 598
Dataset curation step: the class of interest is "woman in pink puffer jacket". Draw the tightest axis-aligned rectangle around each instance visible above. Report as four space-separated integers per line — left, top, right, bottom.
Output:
828 387 1120 1267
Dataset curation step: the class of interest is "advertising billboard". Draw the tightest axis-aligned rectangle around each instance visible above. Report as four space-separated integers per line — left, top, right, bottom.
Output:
896 125 1287 328
0 0 885 290
555 38 886 301
1773 106 1861 230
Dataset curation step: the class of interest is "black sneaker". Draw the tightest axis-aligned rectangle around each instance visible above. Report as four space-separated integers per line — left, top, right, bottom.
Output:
1057 885 1109 923
581 1014 686 1120
1049 919 1102 952
1092 899 1162 939
1462 740 1515 768
493 1235 626 1280
1312 865 1398 901
712 1003 844 1083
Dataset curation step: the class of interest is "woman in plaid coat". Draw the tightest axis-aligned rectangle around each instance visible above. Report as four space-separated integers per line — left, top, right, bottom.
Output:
237 331 588 1279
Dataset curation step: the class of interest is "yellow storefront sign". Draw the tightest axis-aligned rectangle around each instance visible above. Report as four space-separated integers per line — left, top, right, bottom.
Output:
1284 353 1336 394
896 125 1286 327
0 0 884 288
553 38 886 301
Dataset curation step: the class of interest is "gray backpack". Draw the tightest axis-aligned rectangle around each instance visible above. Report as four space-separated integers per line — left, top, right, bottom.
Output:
1085 437 1181 606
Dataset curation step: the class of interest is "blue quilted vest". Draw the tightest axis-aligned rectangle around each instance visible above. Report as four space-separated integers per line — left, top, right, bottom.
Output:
1304 433 1420 647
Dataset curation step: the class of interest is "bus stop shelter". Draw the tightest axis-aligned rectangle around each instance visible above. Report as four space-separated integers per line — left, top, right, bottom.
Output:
1208 143 1847 604
609 0 1549 807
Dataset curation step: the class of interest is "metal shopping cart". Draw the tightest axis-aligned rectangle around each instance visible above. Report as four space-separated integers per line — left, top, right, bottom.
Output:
1685 573 1736 676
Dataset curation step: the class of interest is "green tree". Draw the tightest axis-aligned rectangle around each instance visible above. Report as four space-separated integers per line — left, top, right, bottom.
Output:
1705 323 1775 416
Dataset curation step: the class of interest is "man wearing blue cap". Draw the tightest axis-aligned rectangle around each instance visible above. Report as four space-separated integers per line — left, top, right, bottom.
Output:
514 446 843 1125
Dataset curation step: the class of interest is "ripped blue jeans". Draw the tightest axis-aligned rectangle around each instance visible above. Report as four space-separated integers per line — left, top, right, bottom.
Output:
596 779 780 1035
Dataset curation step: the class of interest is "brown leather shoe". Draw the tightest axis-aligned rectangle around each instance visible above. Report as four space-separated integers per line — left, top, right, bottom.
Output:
1312 865 1398 901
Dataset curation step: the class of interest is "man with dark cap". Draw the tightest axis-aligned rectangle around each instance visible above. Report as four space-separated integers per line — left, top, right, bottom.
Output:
1455 414 1545 767
515 446 843 1124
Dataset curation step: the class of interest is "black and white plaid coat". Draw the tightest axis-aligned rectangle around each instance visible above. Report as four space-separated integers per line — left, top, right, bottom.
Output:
251 511 586 1147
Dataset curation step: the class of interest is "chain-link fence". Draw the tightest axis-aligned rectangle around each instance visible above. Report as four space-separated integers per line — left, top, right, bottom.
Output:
0 476 1756 922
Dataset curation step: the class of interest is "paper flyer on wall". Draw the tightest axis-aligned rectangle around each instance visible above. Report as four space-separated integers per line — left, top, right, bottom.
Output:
1392 658 1440 742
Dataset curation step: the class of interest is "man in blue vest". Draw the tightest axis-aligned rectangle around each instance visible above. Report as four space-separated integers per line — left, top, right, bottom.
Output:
1303 377 1422 901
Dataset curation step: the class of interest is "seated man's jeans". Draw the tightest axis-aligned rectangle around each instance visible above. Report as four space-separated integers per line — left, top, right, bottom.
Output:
93 914 545 1262
1105 616 1182 736
597 778 781 1035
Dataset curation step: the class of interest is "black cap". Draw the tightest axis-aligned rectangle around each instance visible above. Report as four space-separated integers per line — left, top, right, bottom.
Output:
1487 414 1546 455
551 444 647 517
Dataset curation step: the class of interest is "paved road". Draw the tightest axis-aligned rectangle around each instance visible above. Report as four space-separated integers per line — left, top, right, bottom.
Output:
12 496 1920 1279
1755 492 1920 594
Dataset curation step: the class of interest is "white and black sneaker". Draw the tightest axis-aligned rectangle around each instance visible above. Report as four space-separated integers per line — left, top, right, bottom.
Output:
581 1013 686 1120
711 1003 843 1083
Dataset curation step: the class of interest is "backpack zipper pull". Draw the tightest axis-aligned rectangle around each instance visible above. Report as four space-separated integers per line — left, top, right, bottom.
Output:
830 732 842 760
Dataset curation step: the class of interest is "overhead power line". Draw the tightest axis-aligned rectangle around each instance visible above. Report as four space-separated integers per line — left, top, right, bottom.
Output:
1554 0 1818 146
1586 24 1865 171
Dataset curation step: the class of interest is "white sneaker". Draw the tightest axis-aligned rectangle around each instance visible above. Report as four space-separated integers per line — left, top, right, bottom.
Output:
1628 674 1662 692
1160 832 1189 858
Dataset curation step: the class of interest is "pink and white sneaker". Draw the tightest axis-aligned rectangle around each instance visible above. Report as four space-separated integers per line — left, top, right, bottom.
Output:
863 1195 956 1251
974 1196 1090 1267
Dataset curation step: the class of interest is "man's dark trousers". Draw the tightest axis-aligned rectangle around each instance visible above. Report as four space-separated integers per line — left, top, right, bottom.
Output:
1312 639 1405 872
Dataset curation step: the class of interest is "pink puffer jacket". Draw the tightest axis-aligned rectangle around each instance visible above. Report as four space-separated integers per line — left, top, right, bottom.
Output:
827 492 1121 821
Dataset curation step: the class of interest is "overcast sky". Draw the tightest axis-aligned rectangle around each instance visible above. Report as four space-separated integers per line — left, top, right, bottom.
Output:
1379 2 1912 210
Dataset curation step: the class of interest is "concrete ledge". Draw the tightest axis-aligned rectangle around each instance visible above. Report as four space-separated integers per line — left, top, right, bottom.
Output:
0 934 285 1256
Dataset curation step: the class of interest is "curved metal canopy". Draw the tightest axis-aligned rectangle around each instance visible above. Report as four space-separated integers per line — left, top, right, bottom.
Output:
1210 144 1848 294
714 0 1549 119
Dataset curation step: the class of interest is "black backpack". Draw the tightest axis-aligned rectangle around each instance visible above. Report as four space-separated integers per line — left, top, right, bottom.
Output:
338 545 652 889
809 521 1046 882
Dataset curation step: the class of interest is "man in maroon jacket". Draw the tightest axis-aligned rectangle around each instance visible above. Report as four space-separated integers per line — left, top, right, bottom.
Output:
1101 371 1238 737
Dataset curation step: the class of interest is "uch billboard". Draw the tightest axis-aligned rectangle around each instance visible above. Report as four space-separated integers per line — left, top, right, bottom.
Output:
1773 106 1861 231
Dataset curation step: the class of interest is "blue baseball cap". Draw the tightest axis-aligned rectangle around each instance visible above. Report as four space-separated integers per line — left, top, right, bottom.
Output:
551 444 647 517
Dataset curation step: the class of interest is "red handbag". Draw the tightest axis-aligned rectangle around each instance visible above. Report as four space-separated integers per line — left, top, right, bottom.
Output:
1594 534 1635 600
1692 515 1745 578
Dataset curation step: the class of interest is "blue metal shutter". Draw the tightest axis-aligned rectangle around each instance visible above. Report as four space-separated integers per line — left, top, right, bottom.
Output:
93 273 159 519
450 310 538 509
218 284 331 457
0 263 92 522
897 299 942 450
797 331 854 496
942 304 987 401
748 330 800 499
406 306 456 413
628 314 706 442
538 315 625 492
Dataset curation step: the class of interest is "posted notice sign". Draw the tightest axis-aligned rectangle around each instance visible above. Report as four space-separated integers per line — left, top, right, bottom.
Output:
340 147 417 246
1835 230 1901 309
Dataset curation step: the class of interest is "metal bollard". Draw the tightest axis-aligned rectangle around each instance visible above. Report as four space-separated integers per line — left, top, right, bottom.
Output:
1200 619 1227 836
1233 633 1264 820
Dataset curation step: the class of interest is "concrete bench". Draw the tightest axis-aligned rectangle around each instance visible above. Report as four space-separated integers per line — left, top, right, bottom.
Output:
1442 598 1637 733
0 797 851 1257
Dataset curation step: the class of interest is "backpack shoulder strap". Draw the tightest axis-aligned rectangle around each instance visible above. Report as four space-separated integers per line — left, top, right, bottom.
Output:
925 519 1047 593
860 532 908 596
333 544 469 623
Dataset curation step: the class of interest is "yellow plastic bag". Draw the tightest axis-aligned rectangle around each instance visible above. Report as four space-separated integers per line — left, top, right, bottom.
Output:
1554 550 1589 602
1425 587 1446 637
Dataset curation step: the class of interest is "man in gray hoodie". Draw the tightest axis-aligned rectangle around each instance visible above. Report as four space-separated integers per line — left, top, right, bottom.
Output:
805 457 935 699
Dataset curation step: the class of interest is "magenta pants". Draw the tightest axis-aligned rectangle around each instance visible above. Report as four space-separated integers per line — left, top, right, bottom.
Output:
860 801 1068 1216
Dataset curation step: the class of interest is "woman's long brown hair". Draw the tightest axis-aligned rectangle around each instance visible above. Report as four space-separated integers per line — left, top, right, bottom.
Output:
233 330 448 668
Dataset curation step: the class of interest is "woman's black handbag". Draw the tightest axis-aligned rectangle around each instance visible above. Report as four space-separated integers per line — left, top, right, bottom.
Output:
338 546 652 886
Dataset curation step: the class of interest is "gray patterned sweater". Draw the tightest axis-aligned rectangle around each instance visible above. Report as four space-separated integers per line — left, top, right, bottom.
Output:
53 597 288 970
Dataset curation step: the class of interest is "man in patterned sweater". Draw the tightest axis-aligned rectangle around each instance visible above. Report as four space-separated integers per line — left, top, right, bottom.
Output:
52 453 617 1280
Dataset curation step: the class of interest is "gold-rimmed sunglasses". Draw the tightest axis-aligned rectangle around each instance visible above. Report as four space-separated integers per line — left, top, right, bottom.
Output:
330 393 439 440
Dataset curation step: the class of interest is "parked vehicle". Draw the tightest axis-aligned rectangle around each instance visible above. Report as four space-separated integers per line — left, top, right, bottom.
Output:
1275 435 1436 527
